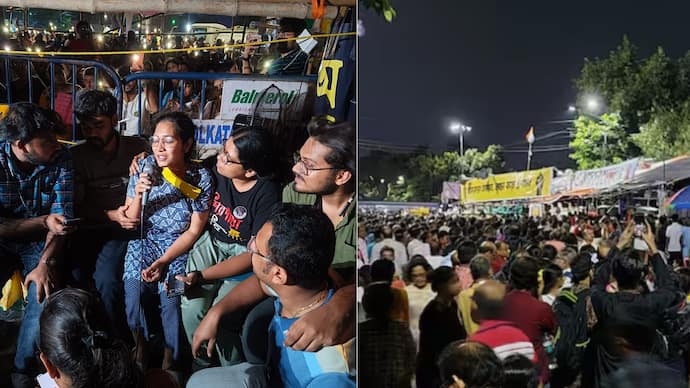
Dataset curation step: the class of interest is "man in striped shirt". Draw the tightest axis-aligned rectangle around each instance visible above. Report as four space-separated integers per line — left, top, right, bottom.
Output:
468 280 537 362
0 103 74 388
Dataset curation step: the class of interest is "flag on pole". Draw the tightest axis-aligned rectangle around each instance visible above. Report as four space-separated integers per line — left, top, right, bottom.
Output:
525 126 535 144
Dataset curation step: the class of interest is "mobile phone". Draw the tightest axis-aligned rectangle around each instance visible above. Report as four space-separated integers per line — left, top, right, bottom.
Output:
37 372 58 388
62 218 83 226
166 272 185 298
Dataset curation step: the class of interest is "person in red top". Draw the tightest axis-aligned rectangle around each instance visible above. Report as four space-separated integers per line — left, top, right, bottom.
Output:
469 280 536 362
502 256 557 384
491 241 510 274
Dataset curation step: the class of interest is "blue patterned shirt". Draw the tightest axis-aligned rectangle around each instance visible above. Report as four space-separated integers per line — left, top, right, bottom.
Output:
0 141 73 219
123 155 213 280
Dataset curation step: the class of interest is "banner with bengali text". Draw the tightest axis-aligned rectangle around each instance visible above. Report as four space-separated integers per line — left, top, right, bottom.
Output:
461 168 553 203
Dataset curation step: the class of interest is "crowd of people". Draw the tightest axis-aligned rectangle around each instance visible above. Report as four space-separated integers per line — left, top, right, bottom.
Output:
358 208 690 388
0 83 355 387
0 17 318 140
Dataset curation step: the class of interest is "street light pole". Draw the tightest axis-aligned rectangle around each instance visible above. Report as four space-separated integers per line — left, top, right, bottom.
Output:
460 131 464 157
450 122 472 177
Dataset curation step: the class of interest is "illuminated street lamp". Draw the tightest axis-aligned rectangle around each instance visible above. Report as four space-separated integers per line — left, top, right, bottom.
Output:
450 121 472 177
449 121 471 157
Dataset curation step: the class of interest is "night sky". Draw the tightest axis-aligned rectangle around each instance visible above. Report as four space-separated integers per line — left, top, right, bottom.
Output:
359 1 690 171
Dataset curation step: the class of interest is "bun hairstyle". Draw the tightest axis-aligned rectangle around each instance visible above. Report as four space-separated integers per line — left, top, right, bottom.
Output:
39 288 142 388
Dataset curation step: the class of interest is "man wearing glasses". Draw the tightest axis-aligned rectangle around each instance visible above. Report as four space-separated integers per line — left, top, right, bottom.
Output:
187 204 354 387
68 90 149 346
191 119 356 367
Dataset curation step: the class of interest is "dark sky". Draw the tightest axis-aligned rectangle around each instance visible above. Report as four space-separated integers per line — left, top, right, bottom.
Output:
359 1 690 171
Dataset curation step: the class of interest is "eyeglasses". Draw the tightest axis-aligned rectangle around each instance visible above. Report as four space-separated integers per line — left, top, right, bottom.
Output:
248 236 272 263
218 150 242 166
293 153 338 176
150 135 177 147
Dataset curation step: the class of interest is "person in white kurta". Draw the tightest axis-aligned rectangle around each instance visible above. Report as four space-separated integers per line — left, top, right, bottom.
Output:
405 256 435 348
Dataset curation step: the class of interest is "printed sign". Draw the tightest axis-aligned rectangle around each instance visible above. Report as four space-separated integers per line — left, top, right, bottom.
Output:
570 158 639 191
220 79 309 120
193 119 233 159
461 168 553 204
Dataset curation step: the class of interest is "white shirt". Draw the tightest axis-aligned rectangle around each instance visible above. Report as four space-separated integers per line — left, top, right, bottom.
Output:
426 255 446 269
371 238 408 274
407 238 424 257
122 92 151 136
667 222 683 252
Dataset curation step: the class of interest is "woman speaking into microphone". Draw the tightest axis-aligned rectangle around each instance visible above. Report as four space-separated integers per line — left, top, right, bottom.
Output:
122 111 214 376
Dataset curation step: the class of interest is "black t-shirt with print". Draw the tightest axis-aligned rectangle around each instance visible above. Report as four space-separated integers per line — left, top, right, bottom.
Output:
208 164 281 245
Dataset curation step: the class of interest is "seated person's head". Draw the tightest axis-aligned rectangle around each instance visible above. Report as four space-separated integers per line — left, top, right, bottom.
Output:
74 90 118 148
293 119 354 195
502 354 539 388
218 126 276 179
438 340 504 388
39 288 142 388
0 102 64 165
250 204 335 293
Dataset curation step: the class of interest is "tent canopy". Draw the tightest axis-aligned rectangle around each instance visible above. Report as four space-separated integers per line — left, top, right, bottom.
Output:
0 0 352 18
666 186 690 210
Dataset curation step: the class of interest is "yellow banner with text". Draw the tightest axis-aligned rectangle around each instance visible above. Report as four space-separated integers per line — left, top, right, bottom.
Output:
461 168 552 203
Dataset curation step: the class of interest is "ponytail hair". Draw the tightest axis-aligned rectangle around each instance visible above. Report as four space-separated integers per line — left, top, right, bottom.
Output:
39 288 142 388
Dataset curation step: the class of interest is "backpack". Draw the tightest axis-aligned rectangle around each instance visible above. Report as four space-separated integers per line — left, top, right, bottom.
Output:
659 298 690 359
552 288 590 379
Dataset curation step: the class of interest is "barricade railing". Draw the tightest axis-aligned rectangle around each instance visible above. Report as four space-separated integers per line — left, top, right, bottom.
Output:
122 72 316 137
0 55 122 141
0 53 317 155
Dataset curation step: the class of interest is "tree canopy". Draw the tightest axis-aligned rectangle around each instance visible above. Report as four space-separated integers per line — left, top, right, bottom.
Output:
359 145 504 202
573 36 690 164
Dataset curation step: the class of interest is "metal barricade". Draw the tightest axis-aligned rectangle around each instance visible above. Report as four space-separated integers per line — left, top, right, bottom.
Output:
122 71 316 137
0 54 316 150
0 55 122 141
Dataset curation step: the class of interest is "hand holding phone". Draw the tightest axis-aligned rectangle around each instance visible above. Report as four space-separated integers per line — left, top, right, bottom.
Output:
166 272 185 298
62 218 83 226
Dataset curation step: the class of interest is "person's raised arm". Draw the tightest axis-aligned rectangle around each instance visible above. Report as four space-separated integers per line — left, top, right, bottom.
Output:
643 222 674 290
616 221 634 251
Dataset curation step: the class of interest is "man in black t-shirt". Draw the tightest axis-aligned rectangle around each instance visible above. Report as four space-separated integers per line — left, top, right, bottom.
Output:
69 90 149 345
